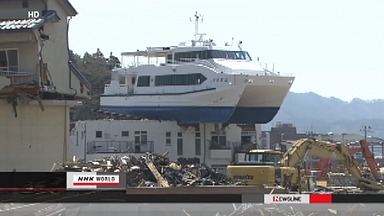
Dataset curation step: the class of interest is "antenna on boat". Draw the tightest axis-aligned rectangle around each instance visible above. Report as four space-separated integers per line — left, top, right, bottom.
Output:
238 40 243 51
191 11 204 41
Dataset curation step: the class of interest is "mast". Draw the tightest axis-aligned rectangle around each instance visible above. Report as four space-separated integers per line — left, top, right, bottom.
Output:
191 11 203 41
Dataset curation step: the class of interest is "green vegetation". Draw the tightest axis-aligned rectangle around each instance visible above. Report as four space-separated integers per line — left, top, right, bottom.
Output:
69 49 120 121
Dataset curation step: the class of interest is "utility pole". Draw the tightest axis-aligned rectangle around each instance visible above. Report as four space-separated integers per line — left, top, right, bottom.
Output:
361 125 373 154
341 132 347 149
362 126 370 141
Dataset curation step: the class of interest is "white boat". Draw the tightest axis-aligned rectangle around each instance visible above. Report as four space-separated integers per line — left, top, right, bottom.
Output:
100 12 295 124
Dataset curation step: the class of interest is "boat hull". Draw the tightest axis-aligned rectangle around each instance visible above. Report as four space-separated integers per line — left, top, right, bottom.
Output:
99 105 281 124
100 77 293 124
226 76 292 123
100 84 244 123
227 106 280 123
100 106 236 124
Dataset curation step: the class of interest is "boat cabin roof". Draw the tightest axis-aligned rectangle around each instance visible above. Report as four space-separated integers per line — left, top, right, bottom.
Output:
121 44 243 58
121 49 172 57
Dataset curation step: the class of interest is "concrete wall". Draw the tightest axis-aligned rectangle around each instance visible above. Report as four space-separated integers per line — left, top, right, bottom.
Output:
0 100 76 171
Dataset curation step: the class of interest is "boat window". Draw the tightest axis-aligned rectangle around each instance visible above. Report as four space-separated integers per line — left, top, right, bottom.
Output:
169 50 252 62
166 54 172 62
155 73 207 86
205 50 252 61
137 76 150 87
172 51 201 62
207 50 221 59
226 52 235 59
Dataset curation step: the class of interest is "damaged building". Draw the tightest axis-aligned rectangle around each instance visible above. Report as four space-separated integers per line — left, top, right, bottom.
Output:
0 0 90 171
70 120 262 173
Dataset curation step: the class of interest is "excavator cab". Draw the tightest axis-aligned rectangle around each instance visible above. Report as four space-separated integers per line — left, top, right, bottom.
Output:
238 149 282 166
227 150 297 188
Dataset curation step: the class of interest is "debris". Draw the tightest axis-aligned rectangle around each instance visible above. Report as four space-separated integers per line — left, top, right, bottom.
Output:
53 153 238 187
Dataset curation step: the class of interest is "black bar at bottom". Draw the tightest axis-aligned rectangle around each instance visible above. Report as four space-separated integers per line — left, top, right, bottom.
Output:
333 194 384 203
0 191 242 203
0 172 66 188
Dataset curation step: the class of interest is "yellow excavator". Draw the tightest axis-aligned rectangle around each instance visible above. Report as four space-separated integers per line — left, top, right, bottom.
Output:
227 138 384 191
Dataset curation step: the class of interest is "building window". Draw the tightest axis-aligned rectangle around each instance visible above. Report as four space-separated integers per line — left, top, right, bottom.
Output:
134 131 147 143
177 138 183 156
210 132 227 149
122 131 129 137
177 132 182 137
166 131 171 146
195 138 201 156
134 131 148 153
96 131 102 138
195 124 200 131
22 0 29 8
0 49 18 72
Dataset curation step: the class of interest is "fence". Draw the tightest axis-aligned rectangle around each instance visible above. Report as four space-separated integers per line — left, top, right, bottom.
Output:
87 141 154 154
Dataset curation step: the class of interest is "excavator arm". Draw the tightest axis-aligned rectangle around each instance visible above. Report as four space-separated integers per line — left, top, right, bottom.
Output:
280 138 383 190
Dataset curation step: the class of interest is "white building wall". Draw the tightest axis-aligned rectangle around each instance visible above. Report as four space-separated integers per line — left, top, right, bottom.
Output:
69 120 262 168
70 121 86 160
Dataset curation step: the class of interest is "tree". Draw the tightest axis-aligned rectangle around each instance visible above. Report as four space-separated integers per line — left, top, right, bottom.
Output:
70 49 117 121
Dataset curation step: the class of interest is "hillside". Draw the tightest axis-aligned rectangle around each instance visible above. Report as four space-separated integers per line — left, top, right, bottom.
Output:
265 92 384 138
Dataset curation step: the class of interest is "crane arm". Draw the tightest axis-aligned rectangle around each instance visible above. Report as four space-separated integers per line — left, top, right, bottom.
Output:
279 138 362 179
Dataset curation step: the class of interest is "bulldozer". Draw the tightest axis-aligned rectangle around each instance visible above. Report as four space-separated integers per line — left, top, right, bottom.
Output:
227 138 384 191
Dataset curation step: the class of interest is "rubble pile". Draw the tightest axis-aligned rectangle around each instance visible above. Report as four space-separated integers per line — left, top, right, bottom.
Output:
53 153 238 187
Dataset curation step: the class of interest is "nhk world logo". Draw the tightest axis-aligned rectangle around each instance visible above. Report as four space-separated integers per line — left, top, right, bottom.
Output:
264 194 309 204
67 172 123 189
73 175 119 186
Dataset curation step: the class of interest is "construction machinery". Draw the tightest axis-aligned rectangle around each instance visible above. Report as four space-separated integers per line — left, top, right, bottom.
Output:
227 138 384 191
228 149 298 190
317 139 381 181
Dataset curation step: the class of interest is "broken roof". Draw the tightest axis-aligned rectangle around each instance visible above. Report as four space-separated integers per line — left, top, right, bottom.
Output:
0 10 59 32
69 62 91 90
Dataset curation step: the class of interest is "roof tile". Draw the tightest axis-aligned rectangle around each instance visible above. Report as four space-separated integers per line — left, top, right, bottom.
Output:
0 11 58 32
0 18 44 30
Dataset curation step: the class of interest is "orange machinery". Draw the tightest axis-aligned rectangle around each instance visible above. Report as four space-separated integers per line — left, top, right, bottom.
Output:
318 140 381 181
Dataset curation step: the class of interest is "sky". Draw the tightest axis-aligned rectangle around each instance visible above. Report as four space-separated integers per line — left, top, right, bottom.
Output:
68 0 384 102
